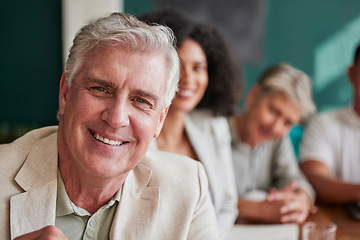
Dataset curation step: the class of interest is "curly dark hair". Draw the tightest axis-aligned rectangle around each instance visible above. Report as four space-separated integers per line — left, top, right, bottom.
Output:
139 7 243 116
138 7 192 48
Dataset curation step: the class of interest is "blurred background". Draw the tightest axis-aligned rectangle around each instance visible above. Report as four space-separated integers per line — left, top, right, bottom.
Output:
1 0 360 143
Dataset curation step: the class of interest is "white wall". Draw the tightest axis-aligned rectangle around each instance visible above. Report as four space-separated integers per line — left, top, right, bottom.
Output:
62 0 123 63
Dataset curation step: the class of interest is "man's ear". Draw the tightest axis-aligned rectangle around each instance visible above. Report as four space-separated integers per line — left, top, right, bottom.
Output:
59 73 69 116
246 84 261 109
154 106 169 138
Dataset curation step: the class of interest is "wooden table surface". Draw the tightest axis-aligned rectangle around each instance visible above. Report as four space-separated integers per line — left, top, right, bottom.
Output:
300 203 360 240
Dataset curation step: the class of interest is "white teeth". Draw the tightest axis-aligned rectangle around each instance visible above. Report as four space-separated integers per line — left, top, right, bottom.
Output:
93 132 123 146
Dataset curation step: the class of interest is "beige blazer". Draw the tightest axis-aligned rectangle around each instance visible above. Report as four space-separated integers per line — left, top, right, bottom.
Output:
0 127 220 240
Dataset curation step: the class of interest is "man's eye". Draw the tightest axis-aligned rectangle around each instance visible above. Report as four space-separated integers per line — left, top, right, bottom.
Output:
89 86 110 97
90 86 109 93
94 87 108 92
133 97 154 109
135 97 150 105
135 98 146 103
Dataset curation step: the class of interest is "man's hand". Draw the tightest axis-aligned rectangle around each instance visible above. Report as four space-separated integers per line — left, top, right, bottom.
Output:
266 181 313 224
14 226 68 240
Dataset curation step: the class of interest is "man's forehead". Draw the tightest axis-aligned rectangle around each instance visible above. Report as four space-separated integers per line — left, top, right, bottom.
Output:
83 47 167 79
79 47 168 104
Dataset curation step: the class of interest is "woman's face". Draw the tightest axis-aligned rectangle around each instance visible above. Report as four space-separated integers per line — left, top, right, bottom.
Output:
171 39 209 113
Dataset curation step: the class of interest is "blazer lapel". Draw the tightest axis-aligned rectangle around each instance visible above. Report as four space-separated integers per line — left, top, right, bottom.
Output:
110 160 160 240
185 113 218 163
10 133 58 239
185 114 220 204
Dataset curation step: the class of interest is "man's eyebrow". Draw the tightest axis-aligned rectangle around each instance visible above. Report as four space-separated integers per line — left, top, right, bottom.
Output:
83 78 115 88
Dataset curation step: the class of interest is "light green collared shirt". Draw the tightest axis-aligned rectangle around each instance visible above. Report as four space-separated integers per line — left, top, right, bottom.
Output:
55 170 122 240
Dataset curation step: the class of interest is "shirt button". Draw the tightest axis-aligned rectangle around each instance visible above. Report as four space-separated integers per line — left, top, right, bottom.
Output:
89 219 96 227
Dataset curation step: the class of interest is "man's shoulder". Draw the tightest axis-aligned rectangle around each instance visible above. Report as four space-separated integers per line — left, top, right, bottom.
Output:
315 106 349 120
2 126 58 145
0 126 58 164
0 126 58 203
308 106 349 128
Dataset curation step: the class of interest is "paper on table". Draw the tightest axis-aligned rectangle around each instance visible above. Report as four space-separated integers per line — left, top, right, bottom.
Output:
229 224 299 240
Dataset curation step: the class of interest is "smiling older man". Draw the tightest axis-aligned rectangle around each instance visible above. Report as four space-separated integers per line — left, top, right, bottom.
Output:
0 13 220 240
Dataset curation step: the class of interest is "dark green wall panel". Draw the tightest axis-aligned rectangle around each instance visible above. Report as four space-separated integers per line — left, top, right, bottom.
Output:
1 0 62 131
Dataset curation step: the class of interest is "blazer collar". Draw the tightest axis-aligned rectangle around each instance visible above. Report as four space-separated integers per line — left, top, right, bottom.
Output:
110 155 160 239
11 132 58 238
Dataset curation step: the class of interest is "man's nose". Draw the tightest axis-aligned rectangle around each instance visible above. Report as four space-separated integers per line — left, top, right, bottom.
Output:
101 98 130 128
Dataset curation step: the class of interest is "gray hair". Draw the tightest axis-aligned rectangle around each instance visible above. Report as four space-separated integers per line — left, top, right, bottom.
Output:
64 12 179 107
257 63 316 121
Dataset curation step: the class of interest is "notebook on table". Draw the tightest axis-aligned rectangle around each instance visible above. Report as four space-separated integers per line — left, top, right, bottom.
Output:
229 223 299 240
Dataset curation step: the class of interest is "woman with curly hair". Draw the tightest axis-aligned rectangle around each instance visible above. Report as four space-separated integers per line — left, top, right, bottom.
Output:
140 7 243 239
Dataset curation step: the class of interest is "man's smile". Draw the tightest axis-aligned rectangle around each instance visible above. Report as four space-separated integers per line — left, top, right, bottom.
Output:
90 129 126 146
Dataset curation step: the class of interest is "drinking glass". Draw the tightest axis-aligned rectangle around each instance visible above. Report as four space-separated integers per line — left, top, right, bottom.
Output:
302 221 337 240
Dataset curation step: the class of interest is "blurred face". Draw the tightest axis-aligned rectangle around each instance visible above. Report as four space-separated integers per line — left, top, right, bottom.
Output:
58 46 169 179
170 39 208 112
243 88 301 147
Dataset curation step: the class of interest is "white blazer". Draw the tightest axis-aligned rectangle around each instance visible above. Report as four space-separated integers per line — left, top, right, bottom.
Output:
151 110 238 239
0 126 220 240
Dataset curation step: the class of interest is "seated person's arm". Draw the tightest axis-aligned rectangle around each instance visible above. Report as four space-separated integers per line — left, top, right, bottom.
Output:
301 160 360 203
267 137 314 223
237 196 283 223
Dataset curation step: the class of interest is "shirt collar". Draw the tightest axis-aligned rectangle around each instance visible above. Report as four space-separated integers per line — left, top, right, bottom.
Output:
56 169 122 217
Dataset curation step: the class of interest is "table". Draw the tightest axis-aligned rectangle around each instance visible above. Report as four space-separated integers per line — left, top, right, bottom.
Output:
300 203 360 240
234 203 360 240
